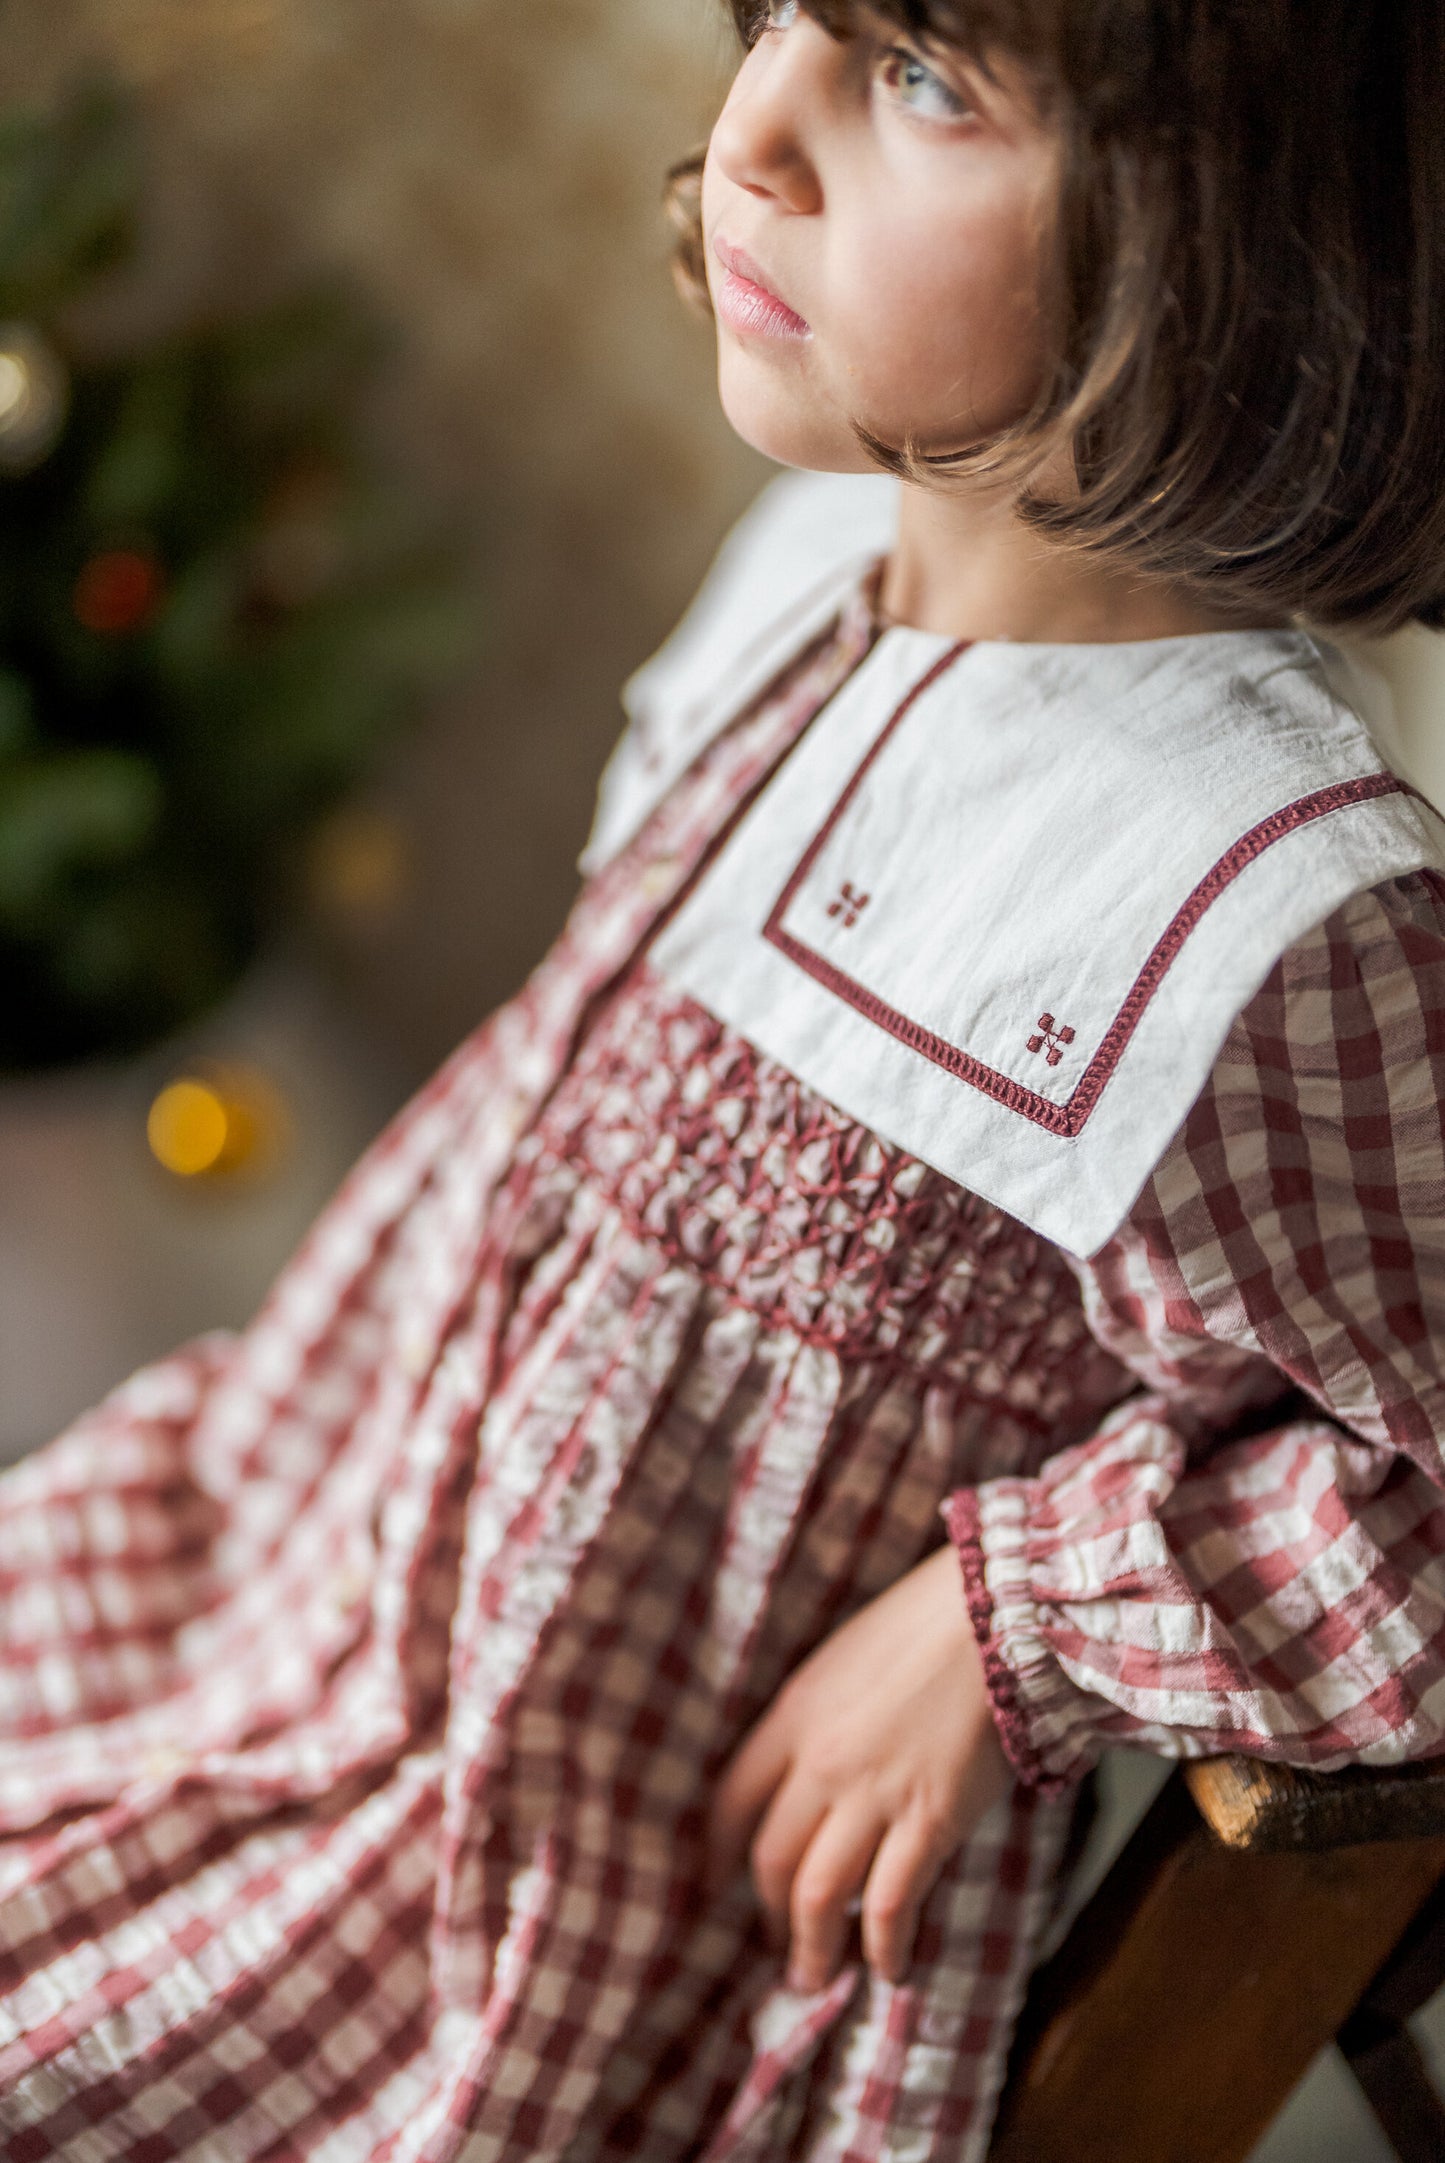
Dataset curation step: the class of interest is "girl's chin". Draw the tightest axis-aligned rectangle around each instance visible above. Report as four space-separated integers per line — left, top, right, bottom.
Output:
716 361 875 475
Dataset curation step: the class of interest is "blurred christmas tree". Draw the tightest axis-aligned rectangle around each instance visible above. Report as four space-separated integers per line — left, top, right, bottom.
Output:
0 78 475 1073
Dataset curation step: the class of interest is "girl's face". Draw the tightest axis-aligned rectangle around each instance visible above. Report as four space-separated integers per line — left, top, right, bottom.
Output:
701 3 1062 474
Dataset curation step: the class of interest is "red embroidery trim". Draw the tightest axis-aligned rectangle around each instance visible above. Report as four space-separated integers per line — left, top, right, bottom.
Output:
764 669 1417 1140
826 881 871 928
764 639 972 917
1027 1014 1076 1068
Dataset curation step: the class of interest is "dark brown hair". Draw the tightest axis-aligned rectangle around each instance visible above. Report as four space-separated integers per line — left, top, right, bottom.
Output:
671 0 1445 632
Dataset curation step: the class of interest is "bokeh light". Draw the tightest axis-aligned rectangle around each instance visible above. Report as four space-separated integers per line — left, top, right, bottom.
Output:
146 1066 286 1181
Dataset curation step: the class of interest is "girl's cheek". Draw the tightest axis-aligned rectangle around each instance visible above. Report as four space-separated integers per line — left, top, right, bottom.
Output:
699 147 722 263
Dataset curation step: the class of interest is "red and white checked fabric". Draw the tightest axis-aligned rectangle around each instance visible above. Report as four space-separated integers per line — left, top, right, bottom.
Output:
0 580 1442 2162
947 873 1445 1789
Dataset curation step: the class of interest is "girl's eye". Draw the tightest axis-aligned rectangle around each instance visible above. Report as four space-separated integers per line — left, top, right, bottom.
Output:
878 46 972 122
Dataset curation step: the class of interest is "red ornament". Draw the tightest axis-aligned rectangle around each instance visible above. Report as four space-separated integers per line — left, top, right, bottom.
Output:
73 548 165 635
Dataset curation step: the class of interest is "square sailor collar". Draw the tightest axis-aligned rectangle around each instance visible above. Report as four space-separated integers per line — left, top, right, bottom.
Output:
647 626 1444 1260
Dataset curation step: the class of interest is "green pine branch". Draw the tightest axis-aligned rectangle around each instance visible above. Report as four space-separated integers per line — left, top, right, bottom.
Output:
0 75 479 1072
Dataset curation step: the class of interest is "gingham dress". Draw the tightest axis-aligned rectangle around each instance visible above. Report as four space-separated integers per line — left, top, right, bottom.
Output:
2 592 1444 2163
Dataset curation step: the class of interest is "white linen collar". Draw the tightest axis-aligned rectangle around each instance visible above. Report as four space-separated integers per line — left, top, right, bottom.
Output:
581 473 899 878
647 619 1443 1256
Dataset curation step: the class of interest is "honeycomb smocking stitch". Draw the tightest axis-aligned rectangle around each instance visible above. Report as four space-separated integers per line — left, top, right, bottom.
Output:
525 962 1126 1427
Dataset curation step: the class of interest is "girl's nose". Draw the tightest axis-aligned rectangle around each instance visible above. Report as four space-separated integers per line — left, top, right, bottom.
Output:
710 29 827 216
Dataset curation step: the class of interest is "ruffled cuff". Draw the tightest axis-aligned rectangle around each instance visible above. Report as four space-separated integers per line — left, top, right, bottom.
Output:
943 1478 1106 1793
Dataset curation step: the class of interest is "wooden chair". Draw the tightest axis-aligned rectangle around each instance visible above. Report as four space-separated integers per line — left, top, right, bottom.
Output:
988 1757 1445 2163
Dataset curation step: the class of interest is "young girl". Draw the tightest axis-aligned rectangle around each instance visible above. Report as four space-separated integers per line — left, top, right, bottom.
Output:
3 2 1444 2157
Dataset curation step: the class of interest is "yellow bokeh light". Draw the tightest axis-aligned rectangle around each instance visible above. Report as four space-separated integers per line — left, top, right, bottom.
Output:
146 1067 281 1182
147 1079 232 1176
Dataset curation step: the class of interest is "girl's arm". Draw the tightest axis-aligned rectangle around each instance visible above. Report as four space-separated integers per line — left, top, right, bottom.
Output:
947 873 1445 1789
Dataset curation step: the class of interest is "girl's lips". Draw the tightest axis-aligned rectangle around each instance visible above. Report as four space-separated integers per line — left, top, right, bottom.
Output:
712 237 812 342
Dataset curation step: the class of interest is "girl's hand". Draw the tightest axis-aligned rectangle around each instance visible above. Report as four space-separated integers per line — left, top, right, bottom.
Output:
706 1543 1012 1994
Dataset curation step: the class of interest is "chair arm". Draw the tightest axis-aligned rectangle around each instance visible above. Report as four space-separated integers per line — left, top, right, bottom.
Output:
1186 1756 1445 1853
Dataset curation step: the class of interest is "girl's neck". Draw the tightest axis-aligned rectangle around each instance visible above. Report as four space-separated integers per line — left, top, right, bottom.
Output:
878 475 1291 646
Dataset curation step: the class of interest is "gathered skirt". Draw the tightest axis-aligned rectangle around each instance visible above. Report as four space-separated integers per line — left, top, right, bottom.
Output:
0 614 1132 2161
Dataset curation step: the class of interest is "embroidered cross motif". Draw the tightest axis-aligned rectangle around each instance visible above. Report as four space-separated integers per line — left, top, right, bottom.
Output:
826 882 871 929
1027 1013 1076 1068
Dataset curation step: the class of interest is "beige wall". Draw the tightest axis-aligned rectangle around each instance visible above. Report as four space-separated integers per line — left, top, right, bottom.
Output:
11 0 768 1073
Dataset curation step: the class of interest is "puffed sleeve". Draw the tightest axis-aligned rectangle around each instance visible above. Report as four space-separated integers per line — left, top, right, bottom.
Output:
944 872 1445 1791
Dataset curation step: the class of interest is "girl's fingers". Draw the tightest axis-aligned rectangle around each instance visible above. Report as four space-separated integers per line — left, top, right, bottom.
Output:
748 1770 830 1942
786 1800 888 1995
705 1708 797 1894
860 1808 948 1985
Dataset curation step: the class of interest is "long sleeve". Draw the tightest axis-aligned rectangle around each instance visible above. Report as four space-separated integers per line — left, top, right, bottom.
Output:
946 871 1445 1791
